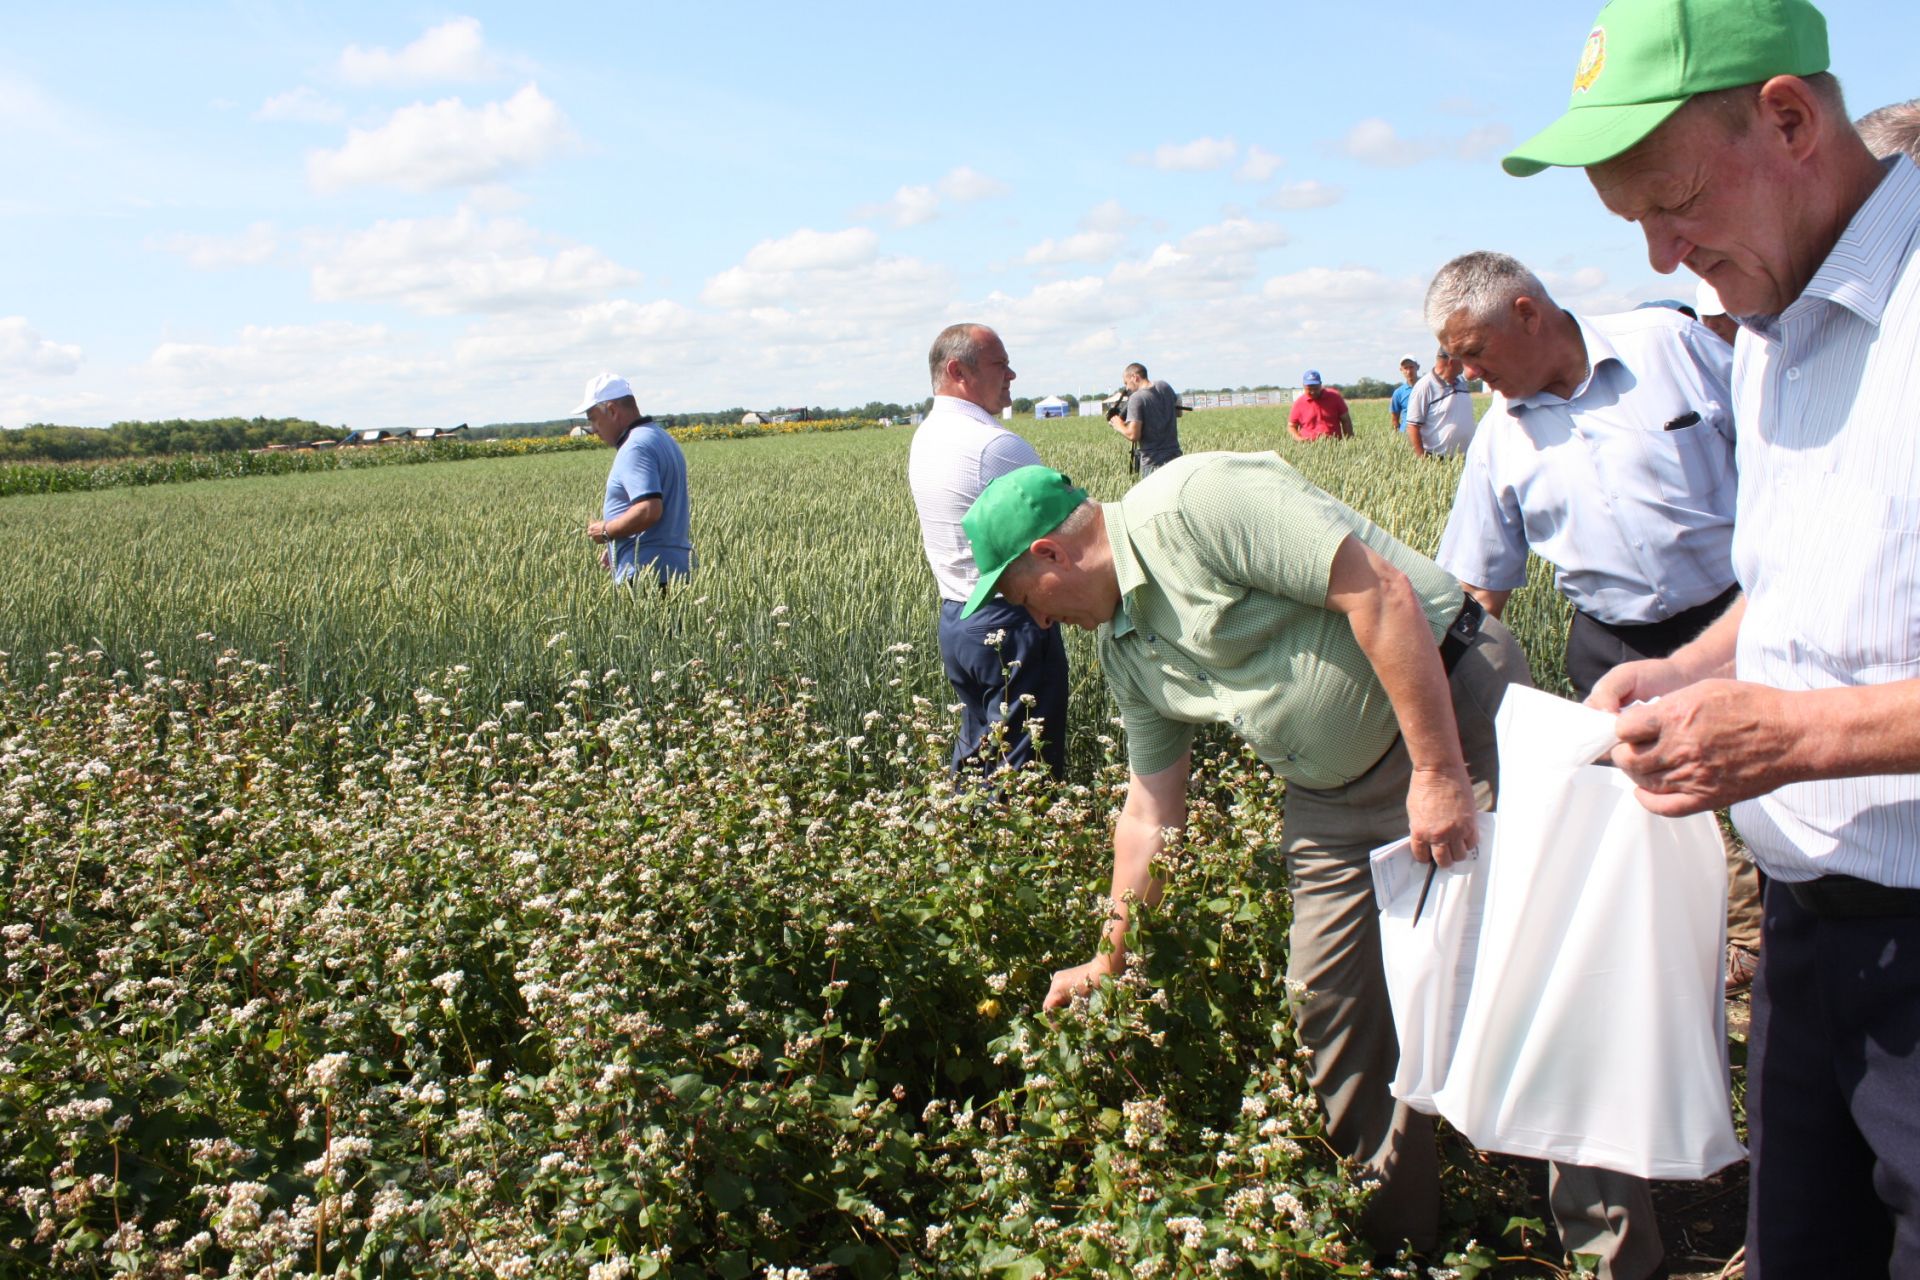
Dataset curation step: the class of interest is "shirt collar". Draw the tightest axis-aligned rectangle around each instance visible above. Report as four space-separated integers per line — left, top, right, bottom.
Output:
930 394 1003 428
1101 501 1148 640
1509 311 1618 410
1772 155 1920 332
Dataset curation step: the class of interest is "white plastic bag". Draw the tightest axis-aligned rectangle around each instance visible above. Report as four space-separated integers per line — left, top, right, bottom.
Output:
1372 813 1497 1114
1428 685 1744 1180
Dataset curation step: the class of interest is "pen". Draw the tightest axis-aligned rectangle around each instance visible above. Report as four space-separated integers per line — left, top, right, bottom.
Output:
1663 410 1702 431
1411 859 1438 926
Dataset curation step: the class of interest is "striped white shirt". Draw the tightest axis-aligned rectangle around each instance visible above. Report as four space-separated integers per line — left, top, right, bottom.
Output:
1729 154 1920 887
907 396 1042 603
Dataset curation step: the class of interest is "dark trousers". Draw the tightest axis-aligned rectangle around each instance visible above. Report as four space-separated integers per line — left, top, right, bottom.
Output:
936 599 1068 779
1747 884 1920 1277
1562 586 1739 702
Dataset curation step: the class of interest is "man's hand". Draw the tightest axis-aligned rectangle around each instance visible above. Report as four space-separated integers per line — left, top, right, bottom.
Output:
1610 678 1798 816
1407 762 1480 866
587 519 609 544
1043 958 1116 1010
1584 656 1695 713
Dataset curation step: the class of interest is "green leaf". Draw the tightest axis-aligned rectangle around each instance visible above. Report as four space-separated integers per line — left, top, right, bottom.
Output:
703 1171 749 1211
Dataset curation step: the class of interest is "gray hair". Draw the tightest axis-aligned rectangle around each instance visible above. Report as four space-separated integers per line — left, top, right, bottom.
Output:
1424 251 1554 338
1677 71 1848 141
1857 98 1920 162
929 323 990 389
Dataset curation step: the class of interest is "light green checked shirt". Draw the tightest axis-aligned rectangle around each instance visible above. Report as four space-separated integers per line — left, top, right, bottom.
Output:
1096 452 1464 788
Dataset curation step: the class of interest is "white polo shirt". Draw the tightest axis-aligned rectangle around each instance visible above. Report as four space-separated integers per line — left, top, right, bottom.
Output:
1436 308 1737 625
907 395 1042 604
1404 372 1478 457
1728 155 1920 888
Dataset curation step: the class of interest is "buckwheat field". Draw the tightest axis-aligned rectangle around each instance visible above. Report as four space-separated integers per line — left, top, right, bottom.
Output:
1 407 1589 1278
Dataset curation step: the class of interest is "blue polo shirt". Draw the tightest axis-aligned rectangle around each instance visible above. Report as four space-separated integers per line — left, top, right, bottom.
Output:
604 421 692 583
1390 382 1414 430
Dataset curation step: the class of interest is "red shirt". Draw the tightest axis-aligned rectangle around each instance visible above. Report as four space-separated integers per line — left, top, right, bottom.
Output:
1289 388 1351 441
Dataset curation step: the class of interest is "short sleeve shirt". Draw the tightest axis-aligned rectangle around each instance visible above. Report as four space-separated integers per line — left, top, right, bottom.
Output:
1390 382 1414 430
1095 452 1463 786
1404 373 1478 457
1126 380 1184 467
908 396 1044 602
1289 388 1351 440
604 422 692 582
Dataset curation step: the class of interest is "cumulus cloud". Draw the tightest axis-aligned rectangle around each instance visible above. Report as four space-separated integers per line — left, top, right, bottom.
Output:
1263 266 1423 304
338 17 497 86
741 227 878 274
1338 118 1425 168
937 165 1009 202
254 87 344 124
1134 136 1238 172
1237 145 1286 182
0 317 83 376
854 185 940 228
151 222 279 270
1263 179 1346 210
310 207 640 314
1335 117 1517 168
1077 200 1142 235
699 226 952 317
307 84 573 192
1022 230 1127 266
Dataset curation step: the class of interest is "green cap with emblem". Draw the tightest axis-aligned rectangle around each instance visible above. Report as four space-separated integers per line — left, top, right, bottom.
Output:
1503 0 1830 178
960 465 1089 618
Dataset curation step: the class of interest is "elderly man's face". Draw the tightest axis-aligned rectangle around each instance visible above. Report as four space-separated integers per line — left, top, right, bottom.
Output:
1440 305 1547 399
1587 94 1803 317
963 331 1016 413
999 555 1113 632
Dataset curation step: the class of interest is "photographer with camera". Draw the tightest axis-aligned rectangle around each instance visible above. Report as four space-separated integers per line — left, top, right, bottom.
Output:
1105 362 1183 479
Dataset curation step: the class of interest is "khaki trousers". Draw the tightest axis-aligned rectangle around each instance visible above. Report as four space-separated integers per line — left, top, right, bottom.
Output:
1278 618 1665 1276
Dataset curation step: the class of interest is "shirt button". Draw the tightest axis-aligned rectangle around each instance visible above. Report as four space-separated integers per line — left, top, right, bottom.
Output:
1233 714 1243 726
1286 752 1297 762
1786 367 1801 381
1146 634 1157 643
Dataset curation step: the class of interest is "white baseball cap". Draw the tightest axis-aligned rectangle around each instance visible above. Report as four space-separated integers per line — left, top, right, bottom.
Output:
573 372 633 415
1399 353 1420 365
1694 277 1729 319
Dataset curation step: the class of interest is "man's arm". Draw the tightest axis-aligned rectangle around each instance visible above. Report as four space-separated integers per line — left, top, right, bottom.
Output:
1406 418 1429 457
1591 596 1920 815
1324 536 1478 864
589 496 663 543
1043 753 1190 1009
1339 405 1355 438
1462 584 1511 619
1109 412 1141 443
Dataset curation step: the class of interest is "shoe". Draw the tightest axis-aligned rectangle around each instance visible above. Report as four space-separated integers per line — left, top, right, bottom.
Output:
1725 944 1758 992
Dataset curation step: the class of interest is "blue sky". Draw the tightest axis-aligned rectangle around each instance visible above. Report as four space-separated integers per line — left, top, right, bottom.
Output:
2 1 1911 429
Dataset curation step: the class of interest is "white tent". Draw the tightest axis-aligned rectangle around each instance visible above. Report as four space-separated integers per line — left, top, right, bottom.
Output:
1035 395 1071 419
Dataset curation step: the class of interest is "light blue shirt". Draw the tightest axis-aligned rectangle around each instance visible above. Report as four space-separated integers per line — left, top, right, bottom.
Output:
1390 382 1414 430
1436 308 1735 625
604 421 692 584
1728 155 1920 887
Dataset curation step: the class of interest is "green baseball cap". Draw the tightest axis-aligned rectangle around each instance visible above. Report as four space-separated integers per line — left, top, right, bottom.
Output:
1503 0 1830 178
960 465 1089 618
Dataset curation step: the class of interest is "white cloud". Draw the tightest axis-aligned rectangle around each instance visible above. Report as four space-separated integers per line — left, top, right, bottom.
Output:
1339 118 1425 168
937 165 1008 202
1456 123 1514 162
1178 218 1289 258
1079 199 1143 233
854 184 940 228
1134 136 1238 172
151 222 279 270
698 226 952 315
254 87 344 124
1263 266 1423 304
741 227 878 273
310 207 640 315
1237 145 1286 182
338 17 497 86
1023 230 1127 266
1263 179 1346 210
0 317 83 376
307 84 573 193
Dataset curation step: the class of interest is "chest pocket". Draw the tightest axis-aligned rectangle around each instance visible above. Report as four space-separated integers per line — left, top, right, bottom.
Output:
1642 413 1733 509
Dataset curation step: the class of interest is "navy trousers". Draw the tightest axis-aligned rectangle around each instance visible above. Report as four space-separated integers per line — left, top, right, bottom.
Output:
936 598 1068 779
1747 882 1920 1277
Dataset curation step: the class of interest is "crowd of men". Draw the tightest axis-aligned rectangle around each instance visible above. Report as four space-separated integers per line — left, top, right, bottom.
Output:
574 1 1917 1274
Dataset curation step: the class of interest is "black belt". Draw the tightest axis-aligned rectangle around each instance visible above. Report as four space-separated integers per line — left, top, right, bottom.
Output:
1787 875 1920 918
1439 595 1485 675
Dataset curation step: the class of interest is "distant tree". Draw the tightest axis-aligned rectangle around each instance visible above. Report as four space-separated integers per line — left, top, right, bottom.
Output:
1337 377 1398 400
1012 397 1036 415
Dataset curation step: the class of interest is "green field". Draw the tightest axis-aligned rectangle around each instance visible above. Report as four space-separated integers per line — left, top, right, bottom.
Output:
0 402 1607 1279
1 401 1571 746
